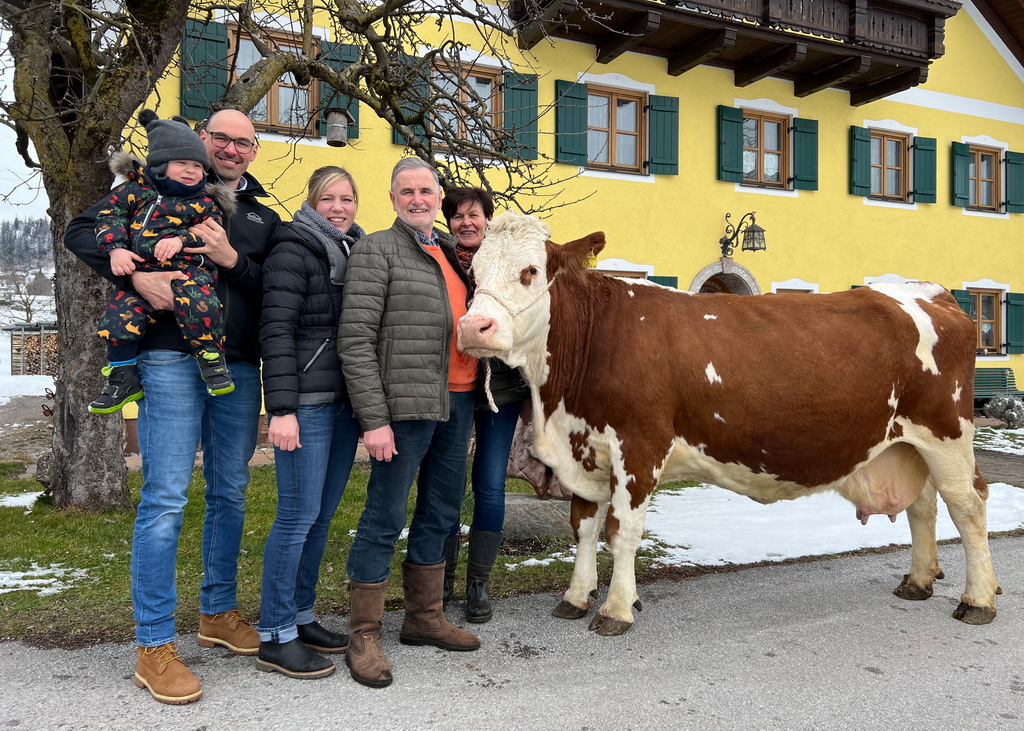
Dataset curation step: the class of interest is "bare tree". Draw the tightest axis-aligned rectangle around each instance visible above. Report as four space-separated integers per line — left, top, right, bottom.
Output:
0 264 45 323
0 0 569 510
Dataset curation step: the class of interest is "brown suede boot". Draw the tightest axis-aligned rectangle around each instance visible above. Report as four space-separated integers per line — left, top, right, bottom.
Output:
133 643 203 705
198 609 259 655
345 579 393 688
399 561 480 651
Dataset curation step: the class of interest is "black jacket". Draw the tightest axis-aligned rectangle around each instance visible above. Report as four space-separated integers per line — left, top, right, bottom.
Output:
261 221 357 415
64 171 280 365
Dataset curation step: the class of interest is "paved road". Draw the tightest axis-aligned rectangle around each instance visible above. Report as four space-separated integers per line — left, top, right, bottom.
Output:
2 535 1022 730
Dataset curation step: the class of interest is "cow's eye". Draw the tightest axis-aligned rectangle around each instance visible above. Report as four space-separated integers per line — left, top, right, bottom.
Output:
529 267 538 276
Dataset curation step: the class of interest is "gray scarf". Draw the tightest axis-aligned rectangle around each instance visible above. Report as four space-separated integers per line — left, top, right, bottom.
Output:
292 201 364 285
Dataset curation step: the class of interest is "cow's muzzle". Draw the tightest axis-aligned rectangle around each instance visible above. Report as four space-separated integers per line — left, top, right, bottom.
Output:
457 315 500 356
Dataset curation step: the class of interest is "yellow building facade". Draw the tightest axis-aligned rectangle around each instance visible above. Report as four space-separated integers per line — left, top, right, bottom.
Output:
153 0 1024 400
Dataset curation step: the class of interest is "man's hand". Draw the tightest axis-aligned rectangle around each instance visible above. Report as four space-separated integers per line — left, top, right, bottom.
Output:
130 270 188 311
109 248 144 276
153 236 184 262
187 219 238 269
268 414 301 451
362 425 397 462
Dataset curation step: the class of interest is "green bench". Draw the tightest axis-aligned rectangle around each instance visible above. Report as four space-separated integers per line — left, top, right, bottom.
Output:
974 367 1024 411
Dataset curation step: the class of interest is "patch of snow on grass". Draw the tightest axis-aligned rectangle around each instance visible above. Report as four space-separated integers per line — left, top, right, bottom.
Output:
0 491 41 508
0 562 88 596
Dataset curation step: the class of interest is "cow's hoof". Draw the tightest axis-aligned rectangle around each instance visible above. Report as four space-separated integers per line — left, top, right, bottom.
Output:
893 574 933 601
952 601 996 625
633 599 643 612
552 600 589 620
588 614 632 636
935 570 945 580
996 584 1003 595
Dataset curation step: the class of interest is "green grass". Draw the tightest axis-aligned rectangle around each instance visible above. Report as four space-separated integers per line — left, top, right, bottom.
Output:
0 462 688 647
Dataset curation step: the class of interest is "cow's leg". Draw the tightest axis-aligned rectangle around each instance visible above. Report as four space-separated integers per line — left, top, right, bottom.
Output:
552 494 603 620
933 465 999 624
588 472 652 636
894 480 944 601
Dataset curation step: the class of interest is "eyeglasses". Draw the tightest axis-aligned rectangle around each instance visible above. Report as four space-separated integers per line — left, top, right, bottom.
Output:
207 131 256 154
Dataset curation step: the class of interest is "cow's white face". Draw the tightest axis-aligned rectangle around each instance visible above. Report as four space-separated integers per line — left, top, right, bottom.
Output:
457 212 553 370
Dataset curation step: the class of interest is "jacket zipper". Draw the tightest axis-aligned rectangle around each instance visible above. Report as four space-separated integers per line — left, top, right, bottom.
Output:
134 194 162 251
302 338 331 372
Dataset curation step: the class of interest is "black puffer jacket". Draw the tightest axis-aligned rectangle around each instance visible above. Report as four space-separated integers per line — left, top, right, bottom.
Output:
261 220 362 415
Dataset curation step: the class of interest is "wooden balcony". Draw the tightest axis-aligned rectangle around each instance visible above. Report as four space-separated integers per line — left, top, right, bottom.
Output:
511 0 963 105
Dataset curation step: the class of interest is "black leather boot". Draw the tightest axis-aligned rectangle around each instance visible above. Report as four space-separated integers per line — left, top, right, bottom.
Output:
297 620 348 654
255 638 335 679
466 529 502 624
442 534 460 607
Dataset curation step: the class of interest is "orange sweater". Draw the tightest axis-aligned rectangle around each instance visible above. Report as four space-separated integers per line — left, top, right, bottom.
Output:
423 243 478 392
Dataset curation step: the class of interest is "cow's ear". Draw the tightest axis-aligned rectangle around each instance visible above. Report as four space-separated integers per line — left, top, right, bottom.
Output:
549 232 606 275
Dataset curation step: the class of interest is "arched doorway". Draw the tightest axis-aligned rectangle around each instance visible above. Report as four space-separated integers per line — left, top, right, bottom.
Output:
690 261 761 295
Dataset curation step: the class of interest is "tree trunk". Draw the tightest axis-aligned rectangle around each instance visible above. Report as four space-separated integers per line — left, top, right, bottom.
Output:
44 172 131 511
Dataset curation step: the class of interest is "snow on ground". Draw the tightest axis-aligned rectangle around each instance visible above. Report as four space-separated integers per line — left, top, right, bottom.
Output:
644 481 1024 568
1 362 1023 592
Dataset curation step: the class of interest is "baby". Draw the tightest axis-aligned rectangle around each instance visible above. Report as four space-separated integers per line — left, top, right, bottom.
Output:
89 109 236 414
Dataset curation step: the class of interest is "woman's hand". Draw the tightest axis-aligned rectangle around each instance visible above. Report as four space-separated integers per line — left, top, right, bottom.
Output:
269 413 301 451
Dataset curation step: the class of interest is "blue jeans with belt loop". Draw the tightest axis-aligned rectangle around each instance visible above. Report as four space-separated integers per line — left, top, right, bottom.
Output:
346 391 475 584
258 402 360 643
449 399 523 536
132 349 262 647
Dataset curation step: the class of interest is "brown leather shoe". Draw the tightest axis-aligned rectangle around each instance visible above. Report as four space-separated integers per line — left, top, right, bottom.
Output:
399 561 480 651
133 643 202 705
346 579 393 688
197 609 259 655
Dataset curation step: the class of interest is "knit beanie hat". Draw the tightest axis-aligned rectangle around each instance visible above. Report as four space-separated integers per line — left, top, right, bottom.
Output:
139 109 209 175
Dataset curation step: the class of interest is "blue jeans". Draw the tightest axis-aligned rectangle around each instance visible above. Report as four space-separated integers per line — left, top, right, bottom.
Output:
347 391 475 584
132 349 262 647
449 399 522 535
258 403 359 643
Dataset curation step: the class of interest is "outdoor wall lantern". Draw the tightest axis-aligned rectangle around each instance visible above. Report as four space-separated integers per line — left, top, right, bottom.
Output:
324 108 356 147
718 211 767 257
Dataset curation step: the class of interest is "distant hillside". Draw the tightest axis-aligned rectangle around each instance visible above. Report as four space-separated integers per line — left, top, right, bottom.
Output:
0 218 52 272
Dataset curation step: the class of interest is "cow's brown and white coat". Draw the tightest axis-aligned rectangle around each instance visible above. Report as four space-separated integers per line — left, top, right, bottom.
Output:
458 212 999 635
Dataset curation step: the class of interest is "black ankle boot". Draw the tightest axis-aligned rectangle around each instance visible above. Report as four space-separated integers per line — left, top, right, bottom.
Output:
198 351 234 395
297 620 348 654
465 529 502 624
88 363 143 414
442 535 460 607
255 638 335 679
465 561 493 623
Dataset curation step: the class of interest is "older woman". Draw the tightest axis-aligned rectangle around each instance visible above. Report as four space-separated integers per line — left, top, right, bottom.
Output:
440 187 529 623
256 166 364 679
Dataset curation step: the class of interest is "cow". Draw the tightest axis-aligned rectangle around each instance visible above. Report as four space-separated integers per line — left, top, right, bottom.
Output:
457 211 999 636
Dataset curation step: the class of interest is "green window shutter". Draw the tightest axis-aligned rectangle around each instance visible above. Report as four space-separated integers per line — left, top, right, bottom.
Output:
951 141 970 207
791 117 818 191
1007 292 1024 354
912 136 937 203
180 19 229 120
555 80 587 165
503 72 538 161
951 288 972 315
647 95 678 176
648 275 678 288
392 55 429 147
717 105 743 182
319 42 360 140
849 126 871 196
1005 151 1024 213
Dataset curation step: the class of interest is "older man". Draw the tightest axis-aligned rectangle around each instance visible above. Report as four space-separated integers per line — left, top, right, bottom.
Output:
339 157 480 689
64 109 280 704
